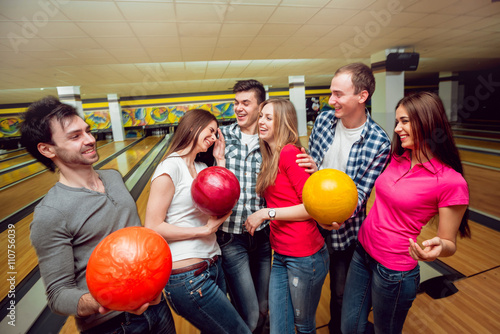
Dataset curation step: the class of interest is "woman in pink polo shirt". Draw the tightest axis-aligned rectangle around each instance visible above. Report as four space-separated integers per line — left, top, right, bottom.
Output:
245 98 329 334
341 92 471 334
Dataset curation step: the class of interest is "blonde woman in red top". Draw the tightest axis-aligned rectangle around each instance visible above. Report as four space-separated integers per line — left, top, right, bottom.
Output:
245 98 329 334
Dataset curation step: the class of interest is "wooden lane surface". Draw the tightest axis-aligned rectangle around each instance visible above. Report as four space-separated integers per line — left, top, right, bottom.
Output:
403 268 500 333
0 141 111 189
463 164 500 219
453 129 500 140
0 162 47 189
418 220 500 277
0 149 27 161
0 214 38 300
100 136 162 176
0 153 34 171
0 138 154 302
459 149 500 168
455 137 500 151
0 140 136 222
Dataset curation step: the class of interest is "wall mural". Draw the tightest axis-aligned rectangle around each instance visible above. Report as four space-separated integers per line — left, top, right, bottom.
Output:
0 117 21 138
120 102 236 128
84 110 111 130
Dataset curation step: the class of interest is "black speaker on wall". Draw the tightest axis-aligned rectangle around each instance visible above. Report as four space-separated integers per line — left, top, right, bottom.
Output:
386 52 420 71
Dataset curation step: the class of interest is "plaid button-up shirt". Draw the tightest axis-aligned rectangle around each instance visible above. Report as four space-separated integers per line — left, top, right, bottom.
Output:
309 109 391 251
220 123 267 234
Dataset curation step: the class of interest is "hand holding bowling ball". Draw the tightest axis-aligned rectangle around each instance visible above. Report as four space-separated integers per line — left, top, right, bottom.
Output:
191 166 240 217
86 226 172 311
303 169 358 225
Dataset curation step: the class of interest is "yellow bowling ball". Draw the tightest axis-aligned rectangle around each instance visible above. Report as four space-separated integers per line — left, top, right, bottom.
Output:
303 169 358 225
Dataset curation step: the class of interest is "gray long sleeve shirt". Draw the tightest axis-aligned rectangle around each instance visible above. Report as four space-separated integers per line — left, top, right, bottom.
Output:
30 169 141 331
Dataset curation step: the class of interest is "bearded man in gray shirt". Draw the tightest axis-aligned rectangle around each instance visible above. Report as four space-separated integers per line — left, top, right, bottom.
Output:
21 96 176 334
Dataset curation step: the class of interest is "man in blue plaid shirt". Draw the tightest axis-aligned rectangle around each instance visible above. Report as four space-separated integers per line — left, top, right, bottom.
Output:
217 79 271 333
297 63 391 334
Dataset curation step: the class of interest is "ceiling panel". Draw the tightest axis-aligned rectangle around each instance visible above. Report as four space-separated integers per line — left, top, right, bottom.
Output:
223 5 277 23
435 0 491 15
45 37 103 50
175 3 228 22
178 23 222 37
77 22 135 37
58 1 124 21
129 22 179 36
404 0 459 13
268 6 320 24
308 8 359 25
115 2 176 21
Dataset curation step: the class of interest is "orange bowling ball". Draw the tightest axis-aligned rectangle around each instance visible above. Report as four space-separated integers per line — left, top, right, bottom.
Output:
86 226 172 311
303 169 358 225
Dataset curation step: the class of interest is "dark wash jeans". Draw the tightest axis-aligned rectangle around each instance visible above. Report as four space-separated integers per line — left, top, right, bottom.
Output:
216 226 272 332
341 243 420 334
165 257 251 334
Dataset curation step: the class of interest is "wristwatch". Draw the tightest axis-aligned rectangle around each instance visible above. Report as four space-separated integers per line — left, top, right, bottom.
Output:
268 208 276 219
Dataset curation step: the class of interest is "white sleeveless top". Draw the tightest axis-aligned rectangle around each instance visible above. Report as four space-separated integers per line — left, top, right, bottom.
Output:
151 153 220 262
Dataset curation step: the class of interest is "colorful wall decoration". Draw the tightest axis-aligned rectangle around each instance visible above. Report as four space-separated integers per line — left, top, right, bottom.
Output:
121 102 235 128
83 109 111 130
319 96 334 112
0 117 22 138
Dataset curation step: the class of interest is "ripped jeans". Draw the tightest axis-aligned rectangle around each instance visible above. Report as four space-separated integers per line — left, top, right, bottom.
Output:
269 243 329 334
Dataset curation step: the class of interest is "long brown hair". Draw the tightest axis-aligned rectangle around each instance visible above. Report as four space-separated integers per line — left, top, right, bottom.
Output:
392 92 471 238
256 99 301 195
164 108 218 165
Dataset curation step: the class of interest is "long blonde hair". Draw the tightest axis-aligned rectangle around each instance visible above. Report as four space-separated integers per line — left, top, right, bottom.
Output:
256 98 301 195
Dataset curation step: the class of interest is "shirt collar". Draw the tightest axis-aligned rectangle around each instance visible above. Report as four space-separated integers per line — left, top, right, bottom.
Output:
401 150 440 174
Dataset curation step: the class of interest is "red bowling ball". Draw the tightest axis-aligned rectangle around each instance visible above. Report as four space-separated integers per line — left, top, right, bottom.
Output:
86 226 172 311
191 166 240 216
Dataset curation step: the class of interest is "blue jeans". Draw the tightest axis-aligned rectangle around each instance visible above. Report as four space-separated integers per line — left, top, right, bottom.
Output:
81 294 176 334
165 257 251 334
341 243 420 334
217 226 272 332
269 243 329 334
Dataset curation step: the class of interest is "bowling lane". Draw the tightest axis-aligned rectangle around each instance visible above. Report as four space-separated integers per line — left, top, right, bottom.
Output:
0 214 37 301
0 148 26 161
0 141 112 189
0 139 139 223
418 220 500 277
0 153 34 171
464 163 500 219
0 136 164 302
0 162 46 189
455 137 500 151
453 129 500 140
459 149 500 169
101 136 163 177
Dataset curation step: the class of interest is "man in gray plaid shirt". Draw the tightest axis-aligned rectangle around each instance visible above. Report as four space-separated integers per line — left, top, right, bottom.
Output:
297 63 391 334
217 79 271 333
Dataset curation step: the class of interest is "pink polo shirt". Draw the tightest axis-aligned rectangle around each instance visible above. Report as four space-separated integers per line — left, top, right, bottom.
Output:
358 152 469 271
264 144 325 257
